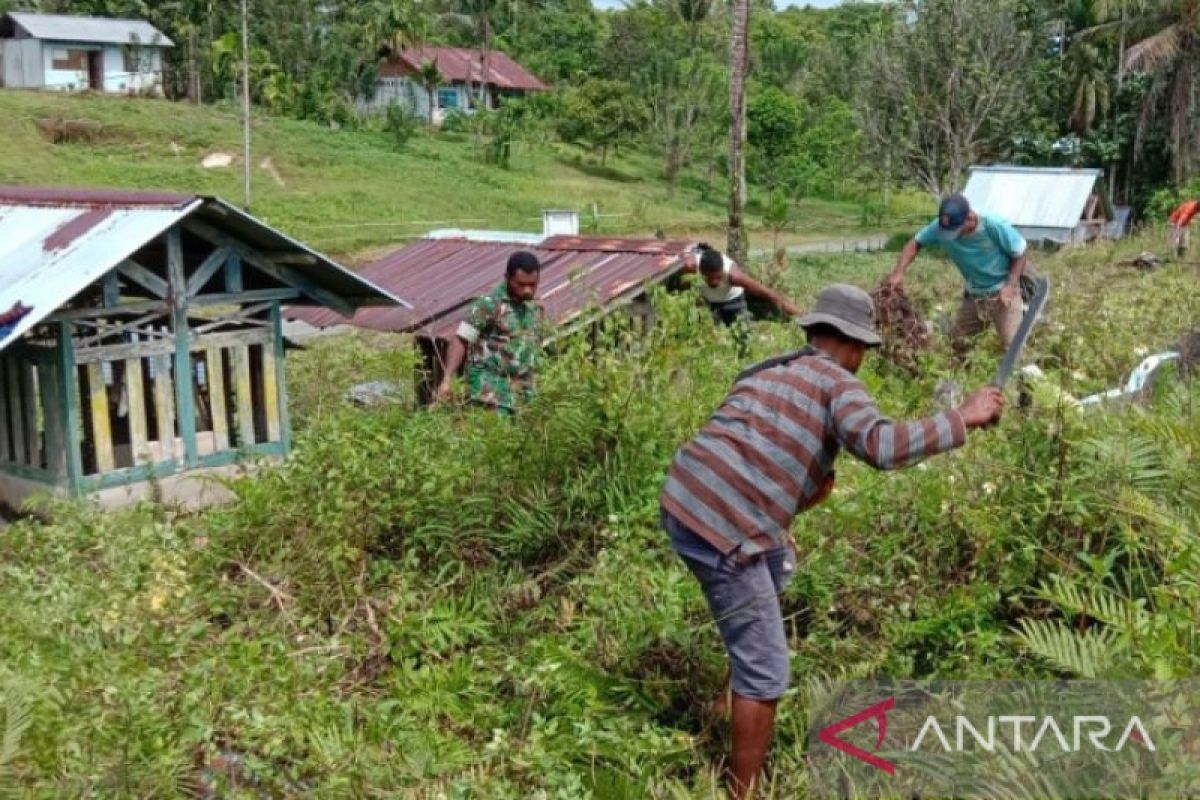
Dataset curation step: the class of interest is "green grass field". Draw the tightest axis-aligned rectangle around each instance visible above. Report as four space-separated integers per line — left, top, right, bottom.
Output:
0 90 924 260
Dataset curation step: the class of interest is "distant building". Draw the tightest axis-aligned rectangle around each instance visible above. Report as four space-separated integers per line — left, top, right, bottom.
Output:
963 165 1115 246
0 12 172 94
365 45 547 123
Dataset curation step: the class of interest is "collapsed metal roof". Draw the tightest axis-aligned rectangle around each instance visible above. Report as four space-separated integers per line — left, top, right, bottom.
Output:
963 166 1104 232
288 235 691 340
2 12 174 47
0 185 408 354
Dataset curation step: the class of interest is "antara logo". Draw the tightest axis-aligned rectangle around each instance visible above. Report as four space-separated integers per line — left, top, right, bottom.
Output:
818 697 1156 775
818 697 897 775
910 714 1155 754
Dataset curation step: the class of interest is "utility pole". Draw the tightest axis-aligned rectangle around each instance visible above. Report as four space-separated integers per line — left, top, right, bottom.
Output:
241 0 252 212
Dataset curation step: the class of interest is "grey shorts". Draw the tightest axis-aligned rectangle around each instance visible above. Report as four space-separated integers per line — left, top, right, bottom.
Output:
662 510 796 701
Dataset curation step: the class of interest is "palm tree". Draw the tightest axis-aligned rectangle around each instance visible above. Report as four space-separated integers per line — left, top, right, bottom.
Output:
1125 0 1200 182
1067 38 1112 134
363 0 426 58
416 58 443 128
677 0 715 50
1065 0 1114 133
727 0 750 263
1094 0 1148 88
1104 0 1200 182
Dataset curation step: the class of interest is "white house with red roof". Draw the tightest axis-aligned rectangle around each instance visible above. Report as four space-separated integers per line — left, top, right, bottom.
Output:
366 45 547 123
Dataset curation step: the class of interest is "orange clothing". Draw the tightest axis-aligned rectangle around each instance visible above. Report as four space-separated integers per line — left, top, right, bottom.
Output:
1169 200 1200 227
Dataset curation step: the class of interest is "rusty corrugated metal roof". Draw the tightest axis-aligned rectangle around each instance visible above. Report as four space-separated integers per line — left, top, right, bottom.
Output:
288 236 691 338
386 46 548 92
0 185 408 354
541 236 691 254
0 186 194 208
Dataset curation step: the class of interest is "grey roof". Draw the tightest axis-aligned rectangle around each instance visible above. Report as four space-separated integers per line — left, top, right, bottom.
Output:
0 186 408 356
963 165 1104 231
4 12 174 47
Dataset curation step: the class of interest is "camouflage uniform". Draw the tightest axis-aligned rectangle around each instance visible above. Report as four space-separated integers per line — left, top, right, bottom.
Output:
455 283 545 412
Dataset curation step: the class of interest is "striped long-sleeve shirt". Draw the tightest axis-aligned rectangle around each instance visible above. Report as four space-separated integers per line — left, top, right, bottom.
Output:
661 347 966 557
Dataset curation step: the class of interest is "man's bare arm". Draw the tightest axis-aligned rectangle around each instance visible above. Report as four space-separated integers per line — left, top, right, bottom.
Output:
886 239 923 289
730 268 803 316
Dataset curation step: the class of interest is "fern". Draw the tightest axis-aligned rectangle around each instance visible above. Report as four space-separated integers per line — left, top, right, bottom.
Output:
1035 575 1150 634
1013 618 1127 678
0 682 32 792
1081 434 1173 495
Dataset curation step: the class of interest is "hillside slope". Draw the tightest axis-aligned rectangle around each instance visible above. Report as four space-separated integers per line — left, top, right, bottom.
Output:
0 90 899 259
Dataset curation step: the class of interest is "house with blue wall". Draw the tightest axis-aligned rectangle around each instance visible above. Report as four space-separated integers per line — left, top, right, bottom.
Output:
0 12 171 94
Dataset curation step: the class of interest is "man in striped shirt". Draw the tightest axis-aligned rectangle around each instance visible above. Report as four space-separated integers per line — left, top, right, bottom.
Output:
660 284 1004 799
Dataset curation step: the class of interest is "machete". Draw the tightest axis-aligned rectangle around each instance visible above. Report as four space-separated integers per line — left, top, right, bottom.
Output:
992 275 1050 388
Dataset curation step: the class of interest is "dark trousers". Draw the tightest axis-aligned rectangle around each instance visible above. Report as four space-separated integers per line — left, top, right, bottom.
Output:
708 297 750 326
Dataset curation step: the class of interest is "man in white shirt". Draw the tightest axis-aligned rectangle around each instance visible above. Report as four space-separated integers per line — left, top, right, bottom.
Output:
683 244 803 326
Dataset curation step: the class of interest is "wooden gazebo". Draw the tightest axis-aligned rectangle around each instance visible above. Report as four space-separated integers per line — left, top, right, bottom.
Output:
0 186 406 510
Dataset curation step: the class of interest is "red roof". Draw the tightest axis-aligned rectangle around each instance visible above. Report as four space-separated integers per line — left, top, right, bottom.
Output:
390 46 547 92
0 185 195 208
288 235 691 338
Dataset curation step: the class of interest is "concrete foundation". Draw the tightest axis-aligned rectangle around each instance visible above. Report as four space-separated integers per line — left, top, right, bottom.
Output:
0 459 273 515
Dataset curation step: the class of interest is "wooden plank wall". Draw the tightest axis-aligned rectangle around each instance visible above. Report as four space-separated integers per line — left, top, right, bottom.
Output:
1 318 292 482
0 356 48 472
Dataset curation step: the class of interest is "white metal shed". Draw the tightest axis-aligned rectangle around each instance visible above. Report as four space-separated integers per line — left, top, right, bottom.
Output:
963 166 1108 245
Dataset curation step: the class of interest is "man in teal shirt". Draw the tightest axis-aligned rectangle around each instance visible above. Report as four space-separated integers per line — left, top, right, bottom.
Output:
886 193 1028 355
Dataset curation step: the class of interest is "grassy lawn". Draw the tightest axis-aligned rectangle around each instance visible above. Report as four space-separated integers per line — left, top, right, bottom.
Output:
0 90 924 260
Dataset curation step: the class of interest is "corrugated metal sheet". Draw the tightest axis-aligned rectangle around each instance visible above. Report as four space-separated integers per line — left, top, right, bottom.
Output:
5 12 174 47
0 196 194 354
0 185 407 354
3 186 193 207
288 236 691 338
0 38 43 88
425 248 684 343
963 166 1103 234
542 236 689 254
1106 206 1132 239
389 46 547 91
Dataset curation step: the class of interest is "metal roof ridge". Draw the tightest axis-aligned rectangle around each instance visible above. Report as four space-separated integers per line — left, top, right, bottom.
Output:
8 10 160 23
969 164 1105 176
0 185 197 209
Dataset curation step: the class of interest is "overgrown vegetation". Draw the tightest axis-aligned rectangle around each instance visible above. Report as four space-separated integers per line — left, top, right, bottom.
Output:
0 234 1195 796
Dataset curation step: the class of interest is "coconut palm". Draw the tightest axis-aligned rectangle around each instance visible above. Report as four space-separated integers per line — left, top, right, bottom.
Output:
362 0 426 58
1067 39 1112 133
1065 0 1114 133
1125 0 1200 182
676 0 715 50
1104 0 1200 182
